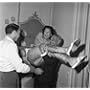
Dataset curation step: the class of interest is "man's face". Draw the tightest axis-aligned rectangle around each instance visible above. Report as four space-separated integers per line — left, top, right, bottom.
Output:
51 35 57 46
14 29 20 41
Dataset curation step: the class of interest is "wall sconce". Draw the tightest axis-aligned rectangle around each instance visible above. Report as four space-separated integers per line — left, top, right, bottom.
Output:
11 16 15 22
5 19 9 24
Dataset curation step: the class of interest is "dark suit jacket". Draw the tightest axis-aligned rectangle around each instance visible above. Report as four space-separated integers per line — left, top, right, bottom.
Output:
34 55 61 87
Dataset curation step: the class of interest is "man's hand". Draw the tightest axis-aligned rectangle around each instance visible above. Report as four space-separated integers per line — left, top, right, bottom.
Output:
30 65 43 75
48 52 54 57
34 68 43 75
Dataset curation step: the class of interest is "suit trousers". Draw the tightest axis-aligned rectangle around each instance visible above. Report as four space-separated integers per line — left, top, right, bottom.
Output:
0 71 19 88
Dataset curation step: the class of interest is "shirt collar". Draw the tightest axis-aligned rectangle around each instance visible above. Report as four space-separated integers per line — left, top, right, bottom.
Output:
5 36 15 43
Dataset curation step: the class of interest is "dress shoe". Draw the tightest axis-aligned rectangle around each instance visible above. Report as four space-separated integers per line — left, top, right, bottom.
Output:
71 56 87 69
74 39 81 47
67 39 81 55
75 60 88 73
70 44 85 57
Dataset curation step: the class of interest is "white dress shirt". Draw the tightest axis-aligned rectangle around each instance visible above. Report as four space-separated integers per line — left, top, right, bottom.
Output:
0 36 30 73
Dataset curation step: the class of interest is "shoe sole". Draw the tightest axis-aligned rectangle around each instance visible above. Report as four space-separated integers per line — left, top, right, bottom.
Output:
72 56 87 69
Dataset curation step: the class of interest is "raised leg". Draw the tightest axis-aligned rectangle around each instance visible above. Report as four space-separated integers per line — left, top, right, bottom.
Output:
48 52 87 69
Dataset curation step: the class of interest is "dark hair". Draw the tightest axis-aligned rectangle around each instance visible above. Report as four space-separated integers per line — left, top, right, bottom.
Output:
15 29 26 59
5 23 19 34
16 29 25 46
58 38 64 47
42 26 57 37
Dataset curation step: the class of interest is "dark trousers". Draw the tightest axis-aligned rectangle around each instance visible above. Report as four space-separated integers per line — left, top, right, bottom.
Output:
0 71 19 88
34 55 61 88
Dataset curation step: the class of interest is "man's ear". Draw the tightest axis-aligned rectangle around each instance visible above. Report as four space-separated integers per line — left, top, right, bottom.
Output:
12 30 16 34
12 30 17 38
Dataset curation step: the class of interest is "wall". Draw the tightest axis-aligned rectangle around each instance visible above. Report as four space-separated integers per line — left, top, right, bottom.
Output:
0 2 53 40
52 3 75 47
0 3 19 40
52 3 89 87
52 3 75 87
87 4 90 87
19 3 53 25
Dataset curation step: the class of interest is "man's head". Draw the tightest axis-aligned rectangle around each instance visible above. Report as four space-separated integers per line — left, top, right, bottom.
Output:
5 23 20 41
50 35 64 47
